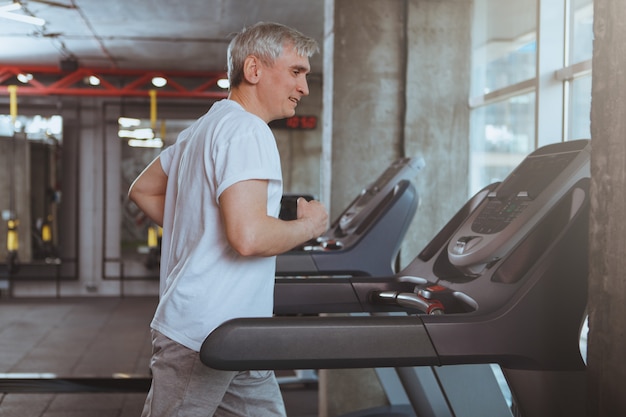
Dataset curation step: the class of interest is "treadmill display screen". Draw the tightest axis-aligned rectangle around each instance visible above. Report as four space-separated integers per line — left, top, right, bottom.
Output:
471 151 578 235
494 152 578 201
337 157 418 235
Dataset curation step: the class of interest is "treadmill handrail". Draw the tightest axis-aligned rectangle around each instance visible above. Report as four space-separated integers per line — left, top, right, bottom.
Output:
200 315 440 371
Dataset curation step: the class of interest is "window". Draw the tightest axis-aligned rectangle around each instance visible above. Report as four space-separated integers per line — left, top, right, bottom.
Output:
468 0 594 406
469 92 535 193
568 75 592 140
470 0 536 97
0 114 62 142
566 0 593 140
469 0 593 195
469 0 537 195
570 0 594 63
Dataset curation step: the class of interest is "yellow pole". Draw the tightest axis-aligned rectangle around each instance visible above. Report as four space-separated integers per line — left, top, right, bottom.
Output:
42 223 52 243
7 219 18 252
8 85 17 124
7 85 19 255
149 89 157 131
147 225 158 248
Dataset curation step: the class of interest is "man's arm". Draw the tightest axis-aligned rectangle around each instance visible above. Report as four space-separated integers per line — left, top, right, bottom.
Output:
128 156 167 227
219 179 328 257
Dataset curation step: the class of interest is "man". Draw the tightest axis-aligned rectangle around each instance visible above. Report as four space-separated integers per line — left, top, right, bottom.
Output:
129 22 328 417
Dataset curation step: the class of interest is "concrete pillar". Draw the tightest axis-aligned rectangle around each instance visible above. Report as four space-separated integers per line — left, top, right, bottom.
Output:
76 101 105 293
329 0 405 221
587 0 626 414
402 0 472 265
322 1 406 415
320 0 472 416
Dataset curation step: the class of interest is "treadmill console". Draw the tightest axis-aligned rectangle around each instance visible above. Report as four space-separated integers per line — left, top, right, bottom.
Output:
334 156 425 238
448 140 590 274
303 155 424 251
277 155 424 277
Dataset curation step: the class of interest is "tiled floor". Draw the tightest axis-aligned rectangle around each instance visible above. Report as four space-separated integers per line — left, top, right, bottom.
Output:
0 297 317 417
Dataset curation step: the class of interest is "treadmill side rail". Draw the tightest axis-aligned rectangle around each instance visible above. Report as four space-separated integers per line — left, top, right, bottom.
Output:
200 315 440 371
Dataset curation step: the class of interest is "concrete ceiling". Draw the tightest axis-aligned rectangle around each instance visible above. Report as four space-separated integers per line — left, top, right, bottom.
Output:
0 0 325 73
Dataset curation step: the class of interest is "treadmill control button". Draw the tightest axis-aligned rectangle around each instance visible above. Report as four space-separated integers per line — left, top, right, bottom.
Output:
418 285 448 300
451 236 482 255
471 198 529 234
322 239 344 250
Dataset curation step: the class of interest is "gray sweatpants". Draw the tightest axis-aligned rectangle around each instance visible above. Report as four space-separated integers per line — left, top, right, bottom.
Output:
141 330 287 417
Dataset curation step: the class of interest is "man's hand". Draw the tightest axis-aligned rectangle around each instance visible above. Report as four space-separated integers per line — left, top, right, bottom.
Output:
297 197 328 239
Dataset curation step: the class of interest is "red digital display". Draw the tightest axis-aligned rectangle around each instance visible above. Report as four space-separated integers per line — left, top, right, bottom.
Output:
270 115 318 130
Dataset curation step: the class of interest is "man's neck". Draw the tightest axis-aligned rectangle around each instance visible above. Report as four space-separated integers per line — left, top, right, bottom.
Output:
228 88 269 123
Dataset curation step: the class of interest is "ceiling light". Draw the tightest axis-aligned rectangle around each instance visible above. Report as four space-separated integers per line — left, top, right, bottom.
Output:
85 75 100 86
217 78 230 89
151 76 167 88
0 3 21 13
128 138 163 148
0 3 46 26
118 128 154 140
118 117 141 128
16 73 33 83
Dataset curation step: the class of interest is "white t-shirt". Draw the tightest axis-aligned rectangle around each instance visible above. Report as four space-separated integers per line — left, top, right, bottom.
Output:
152 99 283 352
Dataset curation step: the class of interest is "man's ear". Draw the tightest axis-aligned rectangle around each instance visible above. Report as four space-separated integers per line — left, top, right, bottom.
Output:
243 55 261 84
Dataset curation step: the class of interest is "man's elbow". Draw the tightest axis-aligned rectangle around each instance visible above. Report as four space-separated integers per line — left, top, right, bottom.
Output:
127 186 137 203
230 241 259 257
228 232 264 257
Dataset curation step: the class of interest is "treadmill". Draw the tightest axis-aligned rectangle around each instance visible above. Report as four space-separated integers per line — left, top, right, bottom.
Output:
202 140 591 417
277 155 425 278
275 156 424 386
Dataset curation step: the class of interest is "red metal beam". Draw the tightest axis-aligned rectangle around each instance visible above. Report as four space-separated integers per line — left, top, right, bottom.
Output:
0 65 229 99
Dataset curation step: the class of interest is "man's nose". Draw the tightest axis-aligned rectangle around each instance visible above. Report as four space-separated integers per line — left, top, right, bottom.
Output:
298 78 310 96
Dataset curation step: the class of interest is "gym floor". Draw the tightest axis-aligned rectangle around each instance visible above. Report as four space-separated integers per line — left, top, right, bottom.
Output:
0 297 318 417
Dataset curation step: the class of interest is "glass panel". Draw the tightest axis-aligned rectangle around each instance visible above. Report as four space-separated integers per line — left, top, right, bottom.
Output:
569 0 594 64
121 118 192 275
0 115 63 265
469 92 535 195
568 75 592 140
471 0 537 96
0 114 62 143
